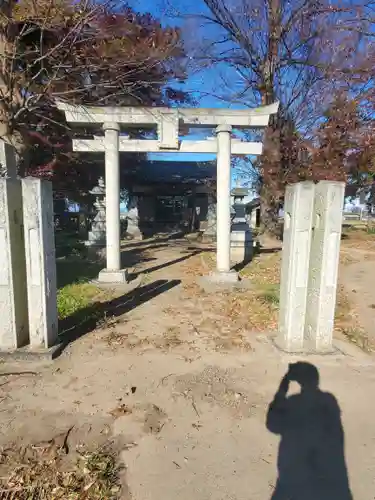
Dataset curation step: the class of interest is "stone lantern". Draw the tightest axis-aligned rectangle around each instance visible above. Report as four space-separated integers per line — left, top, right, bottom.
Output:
85 177 106 253
230 187 253 263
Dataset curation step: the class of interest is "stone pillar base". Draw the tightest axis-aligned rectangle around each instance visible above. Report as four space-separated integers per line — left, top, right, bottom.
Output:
231 245 253 264
208 270 239 284
273 336 337 355
98 268 128 284
0 342 64 361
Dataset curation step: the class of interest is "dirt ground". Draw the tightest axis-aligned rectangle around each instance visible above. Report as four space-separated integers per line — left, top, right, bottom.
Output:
1 234 375 499
339 240 375 342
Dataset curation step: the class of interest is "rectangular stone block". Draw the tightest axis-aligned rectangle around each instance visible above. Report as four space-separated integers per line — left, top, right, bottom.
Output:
22 178 58 348
278 181 315 352
0 140 17 178
230 228 253 263
305 181 345 351
0 179 29 348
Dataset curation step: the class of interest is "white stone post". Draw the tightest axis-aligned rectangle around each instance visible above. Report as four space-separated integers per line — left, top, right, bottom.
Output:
305 181 345 351
0 179 29 348
99 123 127 283
277 182 315 352
22 178 58 348
0 140 17 178
214 125 237 282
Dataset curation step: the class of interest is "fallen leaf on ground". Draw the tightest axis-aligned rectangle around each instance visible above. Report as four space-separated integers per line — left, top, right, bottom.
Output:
108 404 132 418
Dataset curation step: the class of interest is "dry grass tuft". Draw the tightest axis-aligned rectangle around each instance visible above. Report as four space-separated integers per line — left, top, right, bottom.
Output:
0 445 122 499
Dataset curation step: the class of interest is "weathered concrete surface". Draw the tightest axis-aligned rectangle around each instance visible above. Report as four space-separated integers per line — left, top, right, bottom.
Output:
97 268 128 284
305 181 345 351
0 140 17 178
0 179 29 348
22 178 58 348
278 182 315 352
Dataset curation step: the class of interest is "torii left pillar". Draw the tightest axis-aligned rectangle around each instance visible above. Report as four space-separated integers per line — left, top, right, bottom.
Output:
98 122 128 283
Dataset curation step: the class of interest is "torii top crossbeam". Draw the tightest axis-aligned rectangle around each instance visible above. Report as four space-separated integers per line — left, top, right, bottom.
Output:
57 102 278 127
57 102 279 150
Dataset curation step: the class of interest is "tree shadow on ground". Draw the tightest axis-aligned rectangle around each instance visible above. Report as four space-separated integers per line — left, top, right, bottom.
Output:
56 245 170 289
120 243 168 269
266 362 353 500
127 247 214 281
122 231 185 248
58 279 181 351
56 258 103 289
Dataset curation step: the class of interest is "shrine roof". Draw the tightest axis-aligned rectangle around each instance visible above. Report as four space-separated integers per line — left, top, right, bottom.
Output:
123 159 216 184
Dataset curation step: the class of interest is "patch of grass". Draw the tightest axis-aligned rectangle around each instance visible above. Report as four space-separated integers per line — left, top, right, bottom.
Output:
258 287 280 305
57 283 102 320
0 445 122 499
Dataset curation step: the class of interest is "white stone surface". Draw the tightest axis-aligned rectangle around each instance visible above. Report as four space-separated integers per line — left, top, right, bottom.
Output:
305 181 345 351
157 109 179 149
278 182 315 352
98 269 128 284
57 102 280 128
0 140 17 178
0 179 29 348
208 270 239 284
216 125 232 274
103 122 121 271
22 178 58 348
73 138 264 155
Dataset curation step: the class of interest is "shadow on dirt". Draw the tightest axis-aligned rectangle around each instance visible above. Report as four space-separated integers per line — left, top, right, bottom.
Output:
58 279 181 353
266 362 352 500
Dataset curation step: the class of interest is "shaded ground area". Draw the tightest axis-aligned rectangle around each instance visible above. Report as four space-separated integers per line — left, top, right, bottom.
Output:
1 230 375 499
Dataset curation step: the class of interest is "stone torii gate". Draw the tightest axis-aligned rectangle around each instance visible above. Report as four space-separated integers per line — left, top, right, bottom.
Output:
58 102 279 283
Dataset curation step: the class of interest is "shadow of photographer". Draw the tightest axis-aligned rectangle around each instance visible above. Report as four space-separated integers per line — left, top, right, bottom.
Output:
266 362 353 500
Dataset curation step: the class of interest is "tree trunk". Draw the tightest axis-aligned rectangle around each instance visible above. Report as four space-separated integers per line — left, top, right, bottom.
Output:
259 187 282 239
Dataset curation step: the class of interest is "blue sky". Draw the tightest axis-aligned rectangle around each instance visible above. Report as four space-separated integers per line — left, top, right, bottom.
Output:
127 0 256 187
